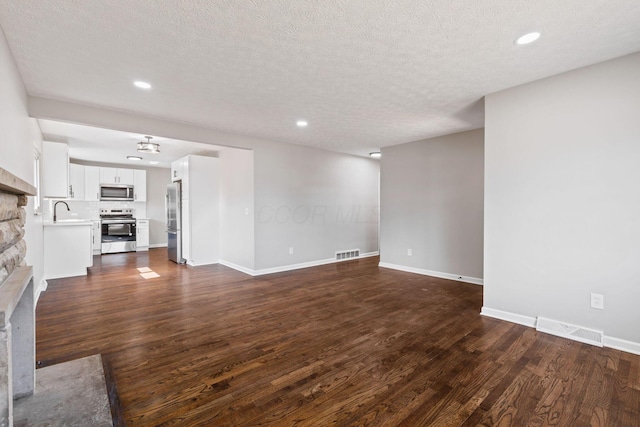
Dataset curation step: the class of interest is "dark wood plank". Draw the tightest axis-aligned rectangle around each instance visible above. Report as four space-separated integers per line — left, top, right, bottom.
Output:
35 249 640 426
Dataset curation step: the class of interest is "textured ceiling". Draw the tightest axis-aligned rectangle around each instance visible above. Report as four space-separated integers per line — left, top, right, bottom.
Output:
1 0 640 156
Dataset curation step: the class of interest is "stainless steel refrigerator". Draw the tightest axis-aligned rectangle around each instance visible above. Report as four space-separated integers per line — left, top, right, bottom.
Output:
166 182 184 263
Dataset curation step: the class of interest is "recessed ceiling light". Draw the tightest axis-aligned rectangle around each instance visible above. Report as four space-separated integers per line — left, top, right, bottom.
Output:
515 32 541 45
127 156 143 161
134 81 152 89
296 120 308 127
370 152 381 159
148 161 160 165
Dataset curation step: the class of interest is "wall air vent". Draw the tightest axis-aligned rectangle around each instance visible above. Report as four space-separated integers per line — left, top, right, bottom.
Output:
536 317 604 347
335 249 360 260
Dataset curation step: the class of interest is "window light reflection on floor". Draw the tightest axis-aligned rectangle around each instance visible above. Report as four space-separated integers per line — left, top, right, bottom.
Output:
137 267 160 279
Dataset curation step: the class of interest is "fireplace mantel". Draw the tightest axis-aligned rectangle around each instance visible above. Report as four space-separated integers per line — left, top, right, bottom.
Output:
0 167 35 197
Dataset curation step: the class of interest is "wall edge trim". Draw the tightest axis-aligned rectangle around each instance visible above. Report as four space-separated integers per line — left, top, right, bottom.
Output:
148 243 168 248
378 262 483 285
220 252 379 277
481 306 640 356
604 336 640 356
480 307 537 327
218 260 256 276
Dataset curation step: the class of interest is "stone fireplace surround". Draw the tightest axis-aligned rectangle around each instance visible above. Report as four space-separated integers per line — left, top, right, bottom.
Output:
0 166 36 426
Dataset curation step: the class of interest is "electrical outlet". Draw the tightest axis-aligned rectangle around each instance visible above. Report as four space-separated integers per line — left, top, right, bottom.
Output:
590 293 604 310
407 248 412 256
289 247 294 255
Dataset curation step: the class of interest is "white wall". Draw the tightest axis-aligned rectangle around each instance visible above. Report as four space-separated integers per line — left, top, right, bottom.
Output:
253 141 379 271
219 148 255 270
0 27 44 293
0 29 32 180
484 52 640 347
27 97 381 273
379 129 484 283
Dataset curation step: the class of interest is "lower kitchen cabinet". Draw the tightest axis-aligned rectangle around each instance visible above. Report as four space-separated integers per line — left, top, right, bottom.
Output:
43 221 93 279
136 219 149 251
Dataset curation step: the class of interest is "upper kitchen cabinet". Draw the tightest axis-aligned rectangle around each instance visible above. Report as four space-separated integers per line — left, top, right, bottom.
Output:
118 168 135 185
99 167 134 185
85 166 100 201
134 170 147 202
42 141 69 198
68 163 85 199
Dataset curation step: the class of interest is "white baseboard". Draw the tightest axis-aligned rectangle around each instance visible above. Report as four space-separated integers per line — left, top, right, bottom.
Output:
149 243 168 249
35 279 48 304
481 306 640 356
218 260 255 276
186 259 219 267
604 336 640 356
220 252 379 277
378 262 483 285
480 307 537 327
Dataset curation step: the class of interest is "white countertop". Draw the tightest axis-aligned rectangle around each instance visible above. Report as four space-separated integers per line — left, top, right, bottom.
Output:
43 219 93 227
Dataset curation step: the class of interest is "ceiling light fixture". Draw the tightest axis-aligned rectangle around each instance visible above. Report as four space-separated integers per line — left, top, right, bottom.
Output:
127 156 143 161
296 120 308 127
134 80 152 89
370 152 381 159
137 136 160 154
515 32 541 45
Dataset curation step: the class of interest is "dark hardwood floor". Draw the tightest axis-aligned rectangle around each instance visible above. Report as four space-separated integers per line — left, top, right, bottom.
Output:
36 249 640 426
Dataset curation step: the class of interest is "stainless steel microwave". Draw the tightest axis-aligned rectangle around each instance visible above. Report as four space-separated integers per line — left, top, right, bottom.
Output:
100 184 135 201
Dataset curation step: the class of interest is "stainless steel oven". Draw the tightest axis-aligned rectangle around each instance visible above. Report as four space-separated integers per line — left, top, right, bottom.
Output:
100 208 136 253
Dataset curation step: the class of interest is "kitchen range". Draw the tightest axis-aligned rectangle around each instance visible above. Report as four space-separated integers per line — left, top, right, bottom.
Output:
100 208 137 254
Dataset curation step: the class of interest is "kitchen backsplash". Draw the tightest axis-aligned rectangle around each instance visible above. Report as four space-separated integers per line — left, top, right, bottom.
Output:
44 200 148 221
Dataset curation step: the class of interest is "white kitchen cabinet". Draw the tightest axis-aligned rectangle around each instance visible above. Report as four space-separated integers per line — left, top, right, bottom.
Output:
43 221 93 279
42 141 69 198
99 167 118 184
133 170 147 201
84 166 100 201
99 167 135 185
174 155 219 266
136 219 149 251
118 168 135 185
68 163 85 200
91 220 101 254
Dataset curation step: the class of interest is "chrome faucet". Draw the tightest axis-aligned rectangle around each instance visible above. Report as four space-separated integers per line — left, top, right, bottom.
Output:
53 201 70 222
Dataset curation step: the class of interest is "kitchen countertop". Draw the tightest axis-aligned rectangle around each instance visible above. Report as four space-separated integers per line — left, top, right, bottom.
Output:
43 219 93 227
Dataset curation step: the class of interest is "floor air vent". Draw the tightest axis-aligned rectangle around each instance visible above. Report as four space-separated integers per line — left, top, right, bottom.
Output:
536 317 603 347
336 249 360 260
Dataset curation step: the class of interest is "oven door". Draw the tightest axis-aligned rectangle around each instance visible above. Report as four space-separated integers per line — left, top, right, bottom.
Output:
101 221 137 253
